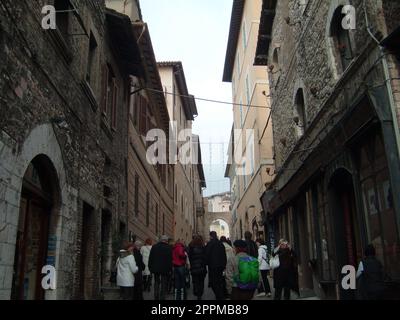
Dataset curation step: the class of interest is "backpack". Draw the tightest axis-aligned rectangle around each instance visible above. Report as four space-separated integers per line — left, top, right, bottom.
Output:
235 255 259 290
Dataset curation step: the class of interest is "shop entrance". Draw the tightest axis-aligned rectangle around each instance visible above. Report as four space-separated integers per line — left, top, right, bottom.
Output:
11 155 60 300
328 169 363 300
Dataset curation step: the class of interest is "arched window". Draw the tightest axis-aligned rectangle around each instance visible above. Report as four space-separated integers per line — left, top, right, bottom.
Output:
270 47 281 86
330 6 354 74
294 88 307 137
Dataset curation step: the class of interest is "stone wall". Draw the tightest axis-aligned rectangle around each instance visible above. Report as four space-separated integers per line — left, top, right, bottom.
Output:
0 0 129 299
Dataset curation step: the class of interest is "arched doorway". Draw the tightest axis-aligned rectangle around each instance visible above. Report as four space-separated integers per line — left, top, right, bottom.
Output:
11 155 61 300
328 168 362 300
209 219 230 239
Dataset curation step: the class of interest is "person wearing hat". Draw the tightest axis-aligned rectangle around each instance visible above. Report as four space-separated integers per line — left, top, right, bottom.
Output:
225 239 259 300
272 239 299 300
148 235 173 300
116 241 138 300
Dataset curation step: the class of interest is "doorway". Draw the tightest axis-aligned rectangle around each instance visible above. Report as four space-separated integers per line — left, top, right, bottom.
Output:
328 169 362 299
11 156 59 300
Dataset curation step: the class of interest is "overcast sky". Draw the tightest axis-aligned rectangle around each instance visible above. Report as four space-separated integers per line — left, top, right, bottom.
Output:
141 0 233 196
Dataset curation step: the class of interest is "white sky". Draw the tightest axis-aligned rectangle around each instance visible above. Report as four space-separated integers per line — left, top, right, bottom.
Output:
141 0 233 196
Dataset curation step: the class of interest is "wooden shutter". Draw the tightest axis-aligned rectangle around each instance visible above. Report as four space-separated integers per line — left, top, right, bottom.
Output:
101 64 109 114
112 78 118 129
139 97 147 135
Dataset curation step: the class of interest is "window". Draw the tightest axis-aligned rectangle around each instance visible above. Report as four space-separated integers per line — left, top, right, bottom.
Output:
330 6 354 74
155 204 159 234
146 192 150 227
86 32 97 85
239 99 243 128
101 64 118 129
134 174 139 216
294 88 307 137
54 0 69 42
242 20 247 49
245 74 251 106
237 52 241 79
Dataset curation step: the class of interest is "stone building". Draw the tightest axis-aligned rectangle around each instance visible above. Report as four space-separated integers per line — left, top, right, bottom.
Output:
158 62 204 245
256 0 400 299
223 0 275 243
0 0 142 299
109 1 176 244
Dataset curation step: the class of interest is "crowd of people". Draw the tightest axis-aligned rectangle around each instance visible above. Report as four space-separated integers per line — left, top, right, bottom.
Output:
114 232 385 300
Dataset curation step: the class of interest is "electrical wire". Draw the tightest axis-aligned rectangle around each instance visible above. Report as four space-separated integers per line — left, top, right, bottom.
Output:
138 86 271 109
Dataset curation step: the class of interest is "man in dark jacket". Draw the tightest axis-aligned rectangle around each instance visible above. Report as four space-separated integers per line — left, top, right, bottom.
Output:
133 241 146 300
148 235 173 300
356 244 385 300
205 231 227 300
244 231 258 258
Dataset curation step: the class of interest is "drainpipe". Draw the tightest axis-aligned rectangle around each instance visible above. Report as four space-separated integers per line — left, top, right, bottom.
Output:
363 0 400 158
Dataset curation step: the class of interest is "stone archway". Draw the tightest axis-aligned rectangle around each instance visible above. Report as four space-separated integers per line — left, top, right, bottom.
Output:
203 211 232 241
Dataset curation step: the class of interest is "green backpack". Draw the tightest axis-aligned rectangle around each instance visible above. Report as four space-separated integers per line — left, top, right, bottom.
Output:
235 255 259 290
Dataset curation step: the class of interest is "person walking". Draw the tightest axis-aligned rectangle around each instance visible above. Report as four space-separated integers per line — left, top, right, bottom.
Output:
244 231 258 258
272 239 299 300
188 235 207 300
356 244 386 300
116 242 138 300
221 236 235 298
172 239 187 300
140 238 153 292
148 235 173 300
205 231 227 300
133 240 146 300
226 240 259 300
255 239 272 297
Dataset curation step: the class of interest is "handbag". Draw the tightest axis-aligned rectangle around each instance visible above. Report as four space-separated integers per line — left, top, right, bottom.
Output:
269 254 280 270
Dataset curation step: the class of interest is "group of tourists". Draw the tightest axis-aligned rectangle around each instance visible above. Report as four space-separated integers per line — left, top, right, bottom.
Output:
115 231 385 300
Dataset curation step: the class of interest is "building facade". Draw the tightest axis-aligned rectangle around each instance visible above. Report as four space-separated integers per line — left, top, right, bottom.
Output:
256 0 400 299
223 0 275 243
0 0 142 299
158 62 204 245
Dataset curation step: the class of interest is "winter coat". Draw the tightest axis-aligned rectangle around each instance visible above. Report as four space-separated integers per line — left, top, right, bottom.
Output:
148 242 173 275
225 252 250 289
173 243 187 267
140 245 152 276
272 247 299 292
246 240 258 258
223 242 236 294
116 250 138 287
188 244 207 275
258 245 270 270
133 248 146 285
356 256 385 300
205 239 227 270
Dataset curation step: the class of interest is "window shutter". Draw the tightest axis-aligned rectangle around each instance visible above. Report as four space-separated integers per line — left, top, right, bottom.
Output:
112 78 118 129
101 64 109 114
140 97 147 135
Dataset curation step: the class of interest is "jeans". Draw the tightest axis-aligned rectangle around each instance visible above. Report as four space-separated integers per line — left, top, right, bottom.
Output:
120 286 134 300
192 273 206 299
274 286 291 300
143 275 152 292
154 273 169 300
258 270 272 294
231 287 255 300
174 266 186 300
209 267 225 300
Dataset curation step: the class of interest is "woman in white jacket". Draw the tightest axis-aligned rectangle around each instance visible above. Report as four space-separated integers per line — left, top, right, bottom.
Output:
140 238 153 292
256 239 272 297
117 242 138 300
